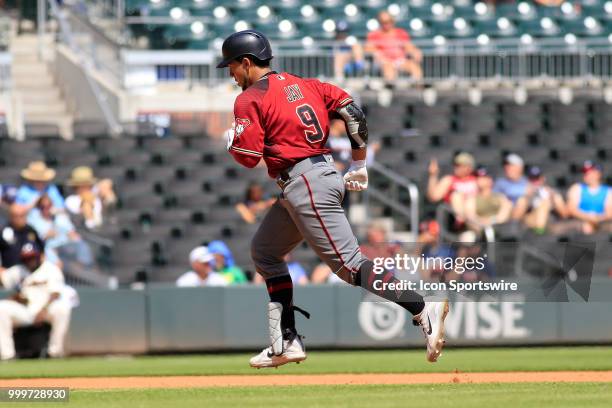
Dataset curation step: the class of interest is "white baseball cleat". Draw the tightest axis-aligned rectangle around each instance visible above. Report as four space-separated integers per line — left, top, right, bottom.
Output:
414 299 449 363
249 333 307 369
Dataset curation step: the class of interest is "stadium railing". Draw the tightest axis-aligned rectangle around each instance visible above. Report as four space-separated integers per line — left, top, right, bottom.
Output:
0 52 11 92
0 52 20 139
367 160 420 239
435 203 497 263
37 4 612 89
46 0 123 135
116 37 612 88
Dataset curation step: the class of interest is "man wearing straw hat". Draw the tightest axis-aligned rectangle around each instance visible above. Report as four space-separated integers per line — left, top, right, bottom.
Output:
15 161 65 211
65 167 116 230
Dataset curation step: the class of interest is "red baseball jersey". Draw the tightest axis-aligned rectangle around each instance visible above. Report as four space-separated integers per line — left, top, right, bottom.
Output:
228 71 353 178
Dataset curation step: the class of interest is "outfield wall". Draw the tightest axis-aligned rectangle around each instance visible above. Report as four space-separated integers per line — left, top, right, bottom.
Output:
2 282 612 354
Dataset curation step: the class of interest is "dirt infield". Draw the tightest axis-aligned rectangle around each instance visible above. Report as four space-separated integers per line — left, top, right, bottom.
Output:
1 371 611 389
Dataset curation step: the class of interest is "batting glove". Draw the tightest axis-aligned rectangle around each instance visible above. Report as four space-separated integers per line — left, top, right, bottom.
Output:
224 122 235 151
343 160 368 191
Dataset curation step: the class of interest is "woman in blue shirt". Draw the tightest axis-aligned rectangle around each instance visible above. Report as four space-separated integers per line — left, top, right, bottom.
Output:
567 161 612 234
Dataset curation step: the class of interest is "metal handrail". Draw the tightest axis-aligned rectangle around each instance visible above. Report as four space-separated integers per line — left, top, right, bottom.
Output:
67 6 123 55
368 160 420 238
47 0 123 136
0 52 10 92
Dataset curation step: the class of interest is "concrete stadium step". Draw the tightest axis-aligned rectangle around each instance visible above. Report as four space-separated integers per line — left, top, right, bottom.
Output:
10 34 53 47
11 53 45 64
10 34 74 139
20 89 63 103
26 115 73 139
23 103 67 116
12 75 55 88
10 43 53 59
11 64 49 77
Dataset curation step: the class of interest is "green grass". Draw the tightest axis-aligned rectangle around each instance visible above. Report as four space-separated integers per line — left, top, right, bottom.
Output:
3 383 611 408
2 347 612 379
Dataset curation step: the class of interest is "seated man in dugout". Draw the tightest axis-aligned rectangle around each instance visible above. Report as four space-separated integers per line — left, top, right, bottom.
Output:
0 243 72 360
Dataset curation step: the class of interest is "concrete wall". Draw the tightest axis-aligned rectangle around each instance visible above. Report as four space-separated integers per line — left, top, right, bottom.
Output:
2 282 612 355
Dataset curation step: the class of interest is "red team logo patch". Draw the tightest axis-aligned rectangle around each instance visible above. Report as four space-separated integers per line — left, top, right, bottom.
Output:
234 118 251 138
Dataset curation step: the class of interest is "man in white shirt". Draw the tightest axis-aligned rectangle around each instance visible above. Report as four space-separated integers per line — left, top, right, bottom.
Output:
0 243 72 360
176 246 228 287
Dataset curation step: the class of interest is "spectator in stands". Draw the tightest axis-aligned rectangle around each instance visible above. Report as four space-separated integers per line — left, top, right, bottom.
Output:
0 204 45 288
427 153 478 224
493 153 528 205
333 21 365 80
465 166 512 232
360 220 400 263
0 243 72 360
0 184 17 227
254 253 309 285
566 161 612 234
512 166 568 233
65 166 117 230
365 11 423 81
27 195 94 269
416 220 454 281
1 184 17 207
235 182 275 224
311 262 345 284
453 236 495 282
207 240 247 284
176 246 228 287
534 0 563 5
285 253 309 285
15 161 64 211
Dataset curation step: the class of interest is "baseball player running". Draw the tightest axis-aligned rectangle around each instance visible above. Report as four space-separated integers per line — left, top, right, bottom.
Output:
217 30 448 368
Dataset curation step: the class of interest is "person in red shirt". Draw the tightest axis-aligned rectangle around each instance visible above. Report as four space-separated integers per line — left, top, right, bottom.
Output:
366 11 423 81
217 30 448 369
427 153 478 224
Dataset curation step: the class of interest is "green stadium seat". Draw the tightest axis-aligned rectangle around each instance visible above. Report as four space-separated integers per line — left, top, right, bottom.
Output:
474 19 518 39
126 0 612 48
186 38 211 49
518 18 562 38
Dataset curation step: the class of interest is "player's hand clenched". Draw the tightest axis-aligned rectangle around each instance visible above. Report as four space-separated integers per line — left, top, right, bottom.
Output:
223 122 235 151
343 160 368 191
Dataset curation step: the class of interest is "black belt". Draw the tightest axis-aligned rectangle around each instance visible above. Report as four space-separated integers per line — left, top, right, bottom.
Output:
278 155 329 181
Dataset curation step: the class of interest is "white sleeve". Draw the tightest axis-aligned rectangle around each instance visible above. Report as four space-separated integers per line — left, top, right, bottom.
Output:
207 273 229 287
0 265 26 290
176 272 198 287
65 195 82 214
45 262 65 293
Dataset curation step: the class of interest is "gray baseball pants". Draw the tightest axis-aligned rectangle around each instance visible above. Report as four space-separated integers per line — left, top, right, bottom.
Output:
251 154 365 282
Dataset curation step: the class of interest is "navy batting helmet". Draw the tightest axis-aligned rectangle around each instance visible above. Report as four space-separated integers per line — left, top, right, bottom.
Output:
216 30 273 68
